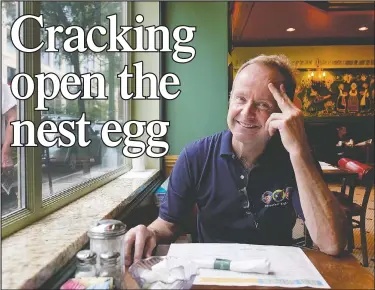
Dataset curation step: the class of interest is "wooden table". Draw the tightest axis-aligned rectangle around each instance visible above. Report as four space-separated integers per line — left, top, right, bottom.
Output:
320 161 357 183
124 245 374 289
319 161 358 206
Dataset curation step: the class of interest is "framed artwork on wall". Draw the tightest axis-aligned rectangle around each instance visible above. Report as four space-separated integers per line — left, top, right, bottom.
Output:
293 69 374 117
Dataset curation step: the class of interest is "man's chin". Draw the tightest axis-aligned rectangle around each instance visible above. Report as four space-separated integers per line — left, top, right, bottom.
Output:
232 130 268 144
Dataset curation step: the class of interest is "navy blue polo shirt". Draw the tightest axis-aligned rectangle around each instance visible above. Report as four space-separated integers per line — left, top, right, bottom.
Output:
160 130 309 246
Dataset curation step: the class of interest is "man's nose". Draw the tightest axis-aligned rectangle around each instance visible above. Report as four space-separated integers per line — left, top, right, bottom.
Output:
242 100 257 116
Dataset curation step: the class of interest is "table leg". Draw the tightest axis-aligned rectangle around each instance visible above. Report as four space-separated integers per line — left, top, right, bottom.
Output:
347 216 354 253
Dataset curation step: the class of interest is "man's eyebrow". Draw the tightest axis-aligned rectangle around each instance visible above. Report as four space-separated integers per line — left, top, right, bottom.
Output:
232 90 248 95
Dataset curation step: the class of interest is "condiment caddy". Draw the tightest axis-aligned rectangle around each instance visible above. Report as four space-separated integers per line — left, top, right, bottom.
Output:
61 219 127 290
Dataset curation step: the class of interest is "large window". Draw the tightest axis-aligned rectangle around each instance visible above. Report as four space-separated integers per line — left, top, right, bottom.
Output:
1 2 131 238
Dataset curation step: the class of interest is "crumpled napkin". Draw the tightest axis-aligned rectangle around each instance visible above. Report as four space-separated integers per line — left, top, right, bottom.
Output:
140 258 199 286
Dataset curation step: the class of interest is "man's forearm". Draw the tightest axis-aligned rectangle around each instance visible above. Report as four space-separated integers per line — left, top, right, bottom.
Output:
290 151 347 255
147 217 180 244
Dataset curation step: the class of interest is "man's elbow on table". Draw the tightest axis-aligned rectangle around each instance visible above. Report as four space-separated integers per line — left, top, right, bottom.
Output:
319 243 346 256
318 227 348 256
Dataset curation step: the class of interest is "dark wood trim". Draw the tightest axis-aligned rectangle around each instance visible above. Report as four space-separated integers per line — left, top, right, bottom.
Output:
305 1 375 12
228 1 233 54
228 2 233 96
233 38 375 47
232 2 255 42
159 1 167 178
304 116 374 124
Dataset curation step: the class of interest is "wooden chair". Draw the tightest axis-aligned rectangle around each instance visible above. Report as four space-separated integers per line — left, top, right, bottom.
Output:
336 158 374 267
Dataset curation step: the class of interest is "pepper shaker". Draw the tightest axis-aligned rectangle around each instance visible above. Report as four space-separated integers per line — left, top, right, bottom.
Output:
75 250 97 278
98 252 122 289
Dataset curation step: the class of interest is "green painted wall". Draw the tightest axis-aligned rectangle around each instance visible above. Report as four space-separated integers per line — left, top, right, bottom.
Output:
131 2 160 169
164 2 229 154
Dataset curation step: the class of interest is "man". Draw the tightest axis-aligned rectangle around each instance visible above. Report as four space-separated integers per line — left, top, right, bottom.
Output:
335 126 354 149
124 55 347 266
1 82 17 168
331 125 356 163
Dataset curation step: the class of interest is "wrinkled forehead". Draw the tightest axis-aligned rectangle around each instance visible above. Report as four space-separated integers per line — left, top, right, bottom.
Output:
232 63 285 98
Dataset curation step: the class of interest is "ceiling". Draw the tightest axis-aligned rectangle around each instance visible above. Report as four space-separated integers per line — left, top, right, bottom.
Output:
231 1 375 46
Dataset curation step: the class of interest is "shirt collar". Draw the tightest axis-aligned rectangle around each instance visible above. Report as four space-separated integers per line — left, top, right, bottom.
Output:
219 130 234 157
220 130 287 167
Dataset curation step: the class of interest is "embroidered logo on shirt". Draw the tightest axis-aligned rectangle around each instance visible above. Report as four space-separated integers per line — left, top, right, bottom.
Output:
262 187 293 207
261 191 273 205
272 189 285 202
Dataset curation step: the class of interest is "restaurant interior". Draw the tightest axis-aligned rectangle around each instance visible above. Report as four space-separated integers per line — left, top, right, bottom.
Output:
227 0 374 271
1 1 374 289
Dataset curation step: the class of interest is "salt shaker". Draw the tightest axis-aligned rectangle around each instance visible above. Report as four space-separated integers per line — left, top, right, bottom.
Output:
75 250 97 278
87 219 127 274
98 252 122 289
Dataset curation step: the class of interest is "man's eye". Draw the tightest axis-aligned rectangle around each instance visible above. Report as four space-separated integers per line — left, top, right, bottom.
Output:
235 96 246 102
257 102 271 110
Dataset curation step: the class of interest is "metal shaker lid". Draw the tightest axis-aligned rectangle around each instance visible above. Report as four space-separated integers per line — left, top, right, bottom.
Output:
76 250 97 264
100 251 121 265
88 219 127 239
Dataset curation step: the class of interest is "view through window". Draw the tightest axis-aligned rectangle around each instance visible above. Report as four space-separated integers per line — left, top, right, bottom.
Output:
2 1 21 216
1 2 130 218
40 2 128 200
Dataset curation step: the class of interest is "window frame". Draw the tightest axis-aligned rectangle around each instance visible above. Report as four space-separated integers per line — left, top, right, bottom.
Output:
2 1 132 238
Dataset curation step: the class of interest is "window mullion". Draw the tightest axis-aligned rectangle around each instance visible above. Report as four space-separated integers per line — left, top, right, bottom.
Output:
2 1 42 239
23 1 42 212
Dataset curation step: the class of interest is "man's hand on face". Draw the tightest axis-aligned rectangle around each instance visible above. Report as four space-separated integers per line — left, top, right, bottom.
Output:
265 83 309 156
124 225 157 266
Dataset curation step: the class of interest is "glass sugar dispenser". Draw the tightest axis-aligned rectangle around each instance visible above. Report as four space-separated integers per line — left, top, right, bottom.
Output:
87 219 127 274
74 250 97 278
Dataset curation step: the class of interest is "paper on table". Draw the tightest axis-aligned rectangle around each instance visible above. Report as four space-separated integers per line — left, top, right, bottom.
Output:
167 243 330 289
319 161 339 171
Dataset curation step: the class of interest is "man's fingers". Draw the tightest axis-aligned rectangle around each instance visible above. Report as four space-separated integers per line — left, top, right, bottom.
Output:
268 125 278 137
133 230 148 263
268 83 286 109
144 236 157 258
279 84 295 106
268 83 293 112
268 120 284 136
265 113 284 132
124 226 156 266
124 233 136 266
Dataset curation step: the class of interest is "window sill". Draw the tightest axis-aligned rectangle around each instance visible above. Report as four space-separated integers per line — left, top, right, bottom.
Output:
2 169 159 289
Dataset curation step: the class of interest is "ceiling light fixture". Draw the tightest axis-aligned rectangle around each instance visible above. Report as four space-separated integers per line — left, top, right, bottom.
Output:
358 26 368 31
286 28 295 32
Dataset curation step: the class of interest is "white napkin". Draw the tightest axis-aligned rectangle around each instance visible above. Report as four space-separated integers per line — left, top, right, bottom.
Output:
193 258 271 274
139 257 271 289
139 258 198 288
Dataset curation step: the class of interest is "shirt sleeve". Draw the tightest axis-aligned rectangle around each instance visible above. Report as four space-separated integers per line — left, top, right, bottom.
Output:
291 188 304 221
159 148 196 226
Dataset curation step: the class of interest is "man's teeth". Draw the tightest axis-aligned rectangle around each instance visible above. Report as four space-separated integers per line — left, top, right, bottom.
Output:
239 122 258 128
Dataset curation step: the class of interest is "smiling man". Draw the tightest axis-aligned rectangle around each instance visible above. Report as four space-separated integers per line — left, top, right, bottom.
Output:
124 54 347 266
